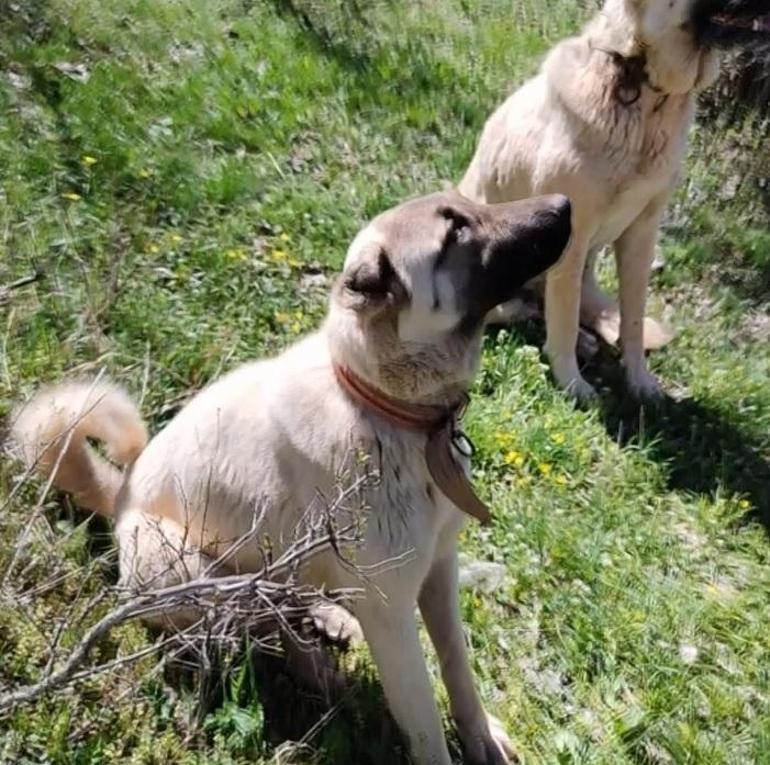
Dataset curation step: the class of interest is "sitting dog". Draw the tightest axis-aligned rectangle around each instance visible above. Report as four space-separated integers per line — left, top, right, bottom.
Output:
13 190 571 765
460 0 770 400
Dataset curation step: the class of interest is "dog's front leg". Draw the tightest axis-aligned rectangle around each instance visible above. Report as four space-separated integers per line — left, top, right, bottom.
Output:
354 598 452 765
544 235 596 400
419 551 514 765
615 197 667 398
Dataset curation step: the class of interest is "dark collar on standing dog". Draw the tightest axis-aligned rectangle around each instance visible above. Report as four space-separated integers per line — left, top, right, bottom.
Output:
332 363 492 525
589 42 667 106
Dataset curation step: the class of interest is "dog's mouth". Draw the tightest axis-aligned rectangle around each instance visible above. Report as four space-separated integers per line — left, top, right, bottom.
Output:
695 1 770 48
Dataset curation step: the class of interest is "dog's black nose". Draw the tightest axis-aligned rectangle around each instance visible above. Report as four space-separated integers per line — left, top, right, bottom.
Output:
530 193 572 267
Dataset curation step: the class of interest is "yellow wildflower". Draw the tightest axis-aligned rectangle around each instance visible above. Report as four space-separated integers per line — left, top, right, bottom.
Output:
148 244 160 254
169 233 183 244
270 249 287 262
504 450 525 469
538 462 552 476
555 474 568 486
290 322 301 334
288 257 302 268
138 168 152 179
62 191 81 201
739 499 751 510
226 248 247 261
280 232 291 242
82 155 98 166
551 432 566 445
274 311 291 325
494 430 513 446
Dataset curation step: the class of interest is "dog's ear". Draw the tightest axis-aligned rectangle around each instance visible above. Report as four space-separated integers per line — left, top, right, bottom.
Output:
341 245 404 313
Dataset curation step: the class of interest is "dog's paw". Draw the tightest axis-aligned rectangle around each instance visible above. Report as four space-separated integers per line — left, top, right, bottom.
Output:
458 712 517 764
626 366 664 400
547 353 598 402
310 602 364 645
565 374 598 403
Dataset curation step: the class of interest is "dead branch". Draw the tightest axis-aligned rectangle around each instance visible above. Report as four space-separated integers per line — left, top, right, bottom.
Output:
0 468 390 714
0 271 44 307
0 561 360 712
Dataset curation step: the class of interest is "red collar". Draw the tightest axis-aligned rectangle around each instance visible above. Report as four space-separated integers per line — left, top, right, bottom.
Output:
332 363 491 525
333 363 456 433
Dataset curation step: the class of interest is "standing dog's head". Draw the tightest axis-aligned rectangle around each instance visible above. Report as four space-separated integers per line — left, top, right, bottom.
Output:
326 192 571 404
593 0 770 93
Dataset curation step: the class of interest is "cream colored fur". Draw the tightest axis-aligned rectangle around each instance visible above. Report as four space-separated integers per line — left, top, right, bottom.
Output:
12 190 571 765
459 0 722 399
12 380 147 516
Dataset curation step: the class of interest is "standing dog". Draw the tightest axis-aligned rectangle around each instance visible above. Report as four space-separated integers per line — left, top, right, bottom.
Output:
13 191 571 764
460 0 770 400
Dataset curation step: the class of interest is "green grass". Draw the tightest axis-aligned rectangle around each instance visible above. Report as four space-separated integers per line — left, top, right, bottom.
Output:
1 1 769 763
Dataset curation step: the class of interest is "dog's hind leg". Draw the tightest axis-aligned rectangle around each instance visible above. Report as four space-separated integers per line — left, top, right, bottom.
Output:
310 601 363 644
354 597 452 765
580 248 618 341
115 509 227 629
419 550 514 765
583 246 673 353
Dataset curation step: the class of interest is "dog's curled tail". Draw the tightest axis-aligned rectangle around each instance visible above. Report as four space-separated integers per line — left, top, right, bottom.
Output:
11 379 148 517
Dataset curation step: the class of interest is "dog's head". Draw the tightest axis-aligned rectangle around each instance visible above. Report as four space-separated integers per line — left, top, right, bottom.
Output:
327 191 571 403
692 0 770 47
596 0 770 93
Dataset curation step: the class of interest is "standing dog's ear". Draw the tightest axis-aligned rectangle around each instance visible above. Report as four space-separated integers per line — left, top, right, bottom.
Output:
341 245 405 313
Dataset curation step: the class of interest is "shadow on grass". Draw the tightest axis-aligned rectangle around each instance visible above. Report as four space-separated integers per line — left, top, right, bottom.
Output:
266 0 378 72
492 321 770 533
266 0 482 125
585 352 770 534
250 647 410 765
162 634 410 765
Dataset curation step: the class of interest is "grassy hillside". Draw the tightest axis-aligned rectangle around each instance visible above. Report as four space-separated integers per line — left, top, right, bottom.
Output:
1 1 769 763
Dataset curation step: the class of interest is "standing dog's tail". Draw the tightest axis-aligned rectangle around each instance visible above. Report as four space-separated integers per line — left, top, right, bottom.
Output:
10 380 148 517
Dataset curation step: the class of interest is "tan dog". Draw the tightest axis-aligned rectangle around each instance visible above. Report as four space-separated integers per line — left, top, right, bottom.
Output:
13 191 571 765
460 0 770 400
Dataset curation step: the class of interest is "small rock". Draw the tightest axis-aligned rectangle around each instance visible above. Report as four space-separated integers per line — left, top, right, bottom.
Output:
458 554 507 593
651 244 666 272
7 71 31 90
299 272 328 290
53 61 90 83
679 643 699 665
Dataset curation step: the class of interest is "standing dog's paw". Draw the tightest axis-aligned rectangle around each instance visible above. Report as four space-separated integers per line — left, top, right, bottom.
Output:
626 366 664 400
546 351 598 403
565 374 598 403
458 712 517 764
310 601 364 645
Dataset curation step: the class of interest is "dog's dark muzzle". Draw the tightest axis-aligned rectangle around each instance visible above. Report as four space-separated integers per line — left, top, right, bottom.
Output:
477 194 572 312
694 0 770 48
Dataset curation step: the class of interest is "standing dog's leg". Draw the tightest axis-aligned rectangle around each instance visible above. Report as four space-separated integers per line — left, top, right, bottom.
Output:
354 599 452 765
544 235 596 400
419 551 514 765
615 197 667 398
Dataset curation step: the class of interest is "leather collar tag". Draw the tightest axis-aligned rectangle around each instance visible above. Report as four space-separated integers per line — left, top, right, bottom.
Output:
425 425 491 525
333 364 491 525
